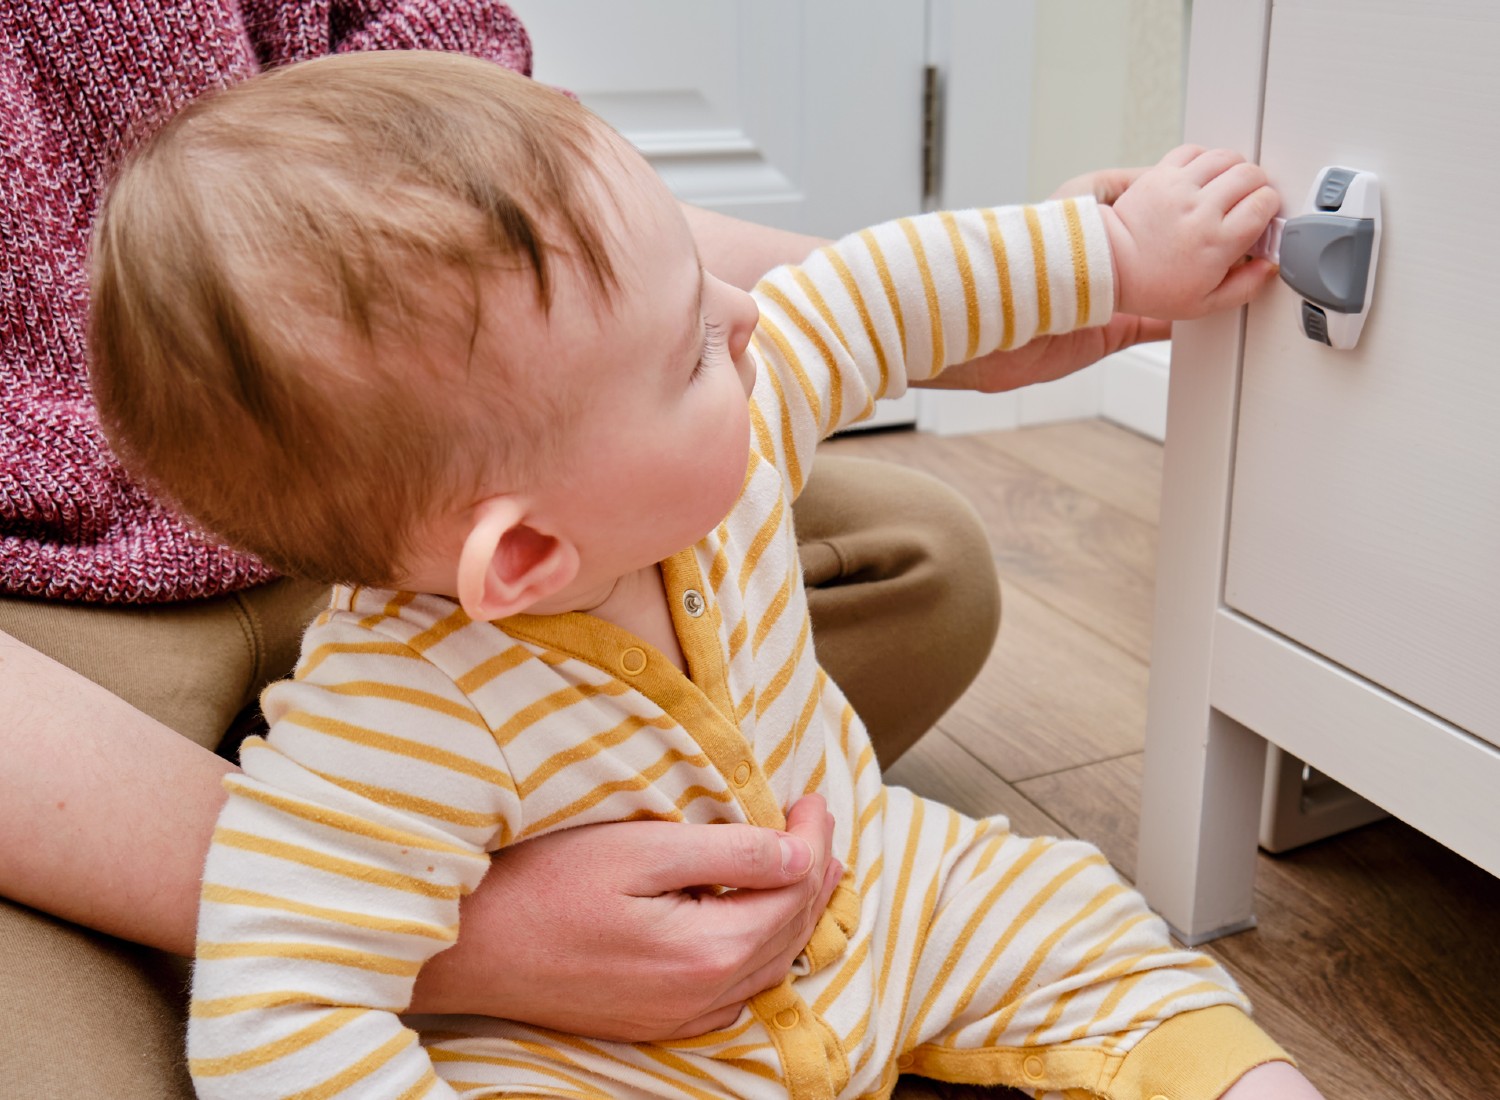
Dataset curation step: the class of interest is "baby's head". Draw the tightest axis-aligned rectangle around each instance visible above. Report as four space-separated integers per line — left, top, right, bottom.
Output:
91 50 758 620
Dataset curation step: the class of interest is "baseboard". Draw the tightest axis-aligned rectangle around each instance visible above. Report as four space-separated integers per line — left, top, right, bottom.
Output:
1100 341 1171 442
914 364 1103 436
862 340 1171 438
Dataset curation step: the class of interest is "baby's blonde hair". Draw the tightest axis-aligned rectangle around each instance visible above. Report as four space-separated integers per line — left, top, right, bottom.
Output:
90 50 617 586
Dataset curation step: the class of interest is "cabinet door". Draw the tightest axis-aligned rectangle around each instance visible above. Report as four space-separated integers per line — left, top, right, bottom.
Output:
1223 0 1500 747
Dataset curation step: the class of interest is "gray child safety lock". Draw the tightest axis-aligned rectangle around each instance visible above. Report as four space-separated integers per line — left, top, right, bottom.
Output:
1251 166 1382 349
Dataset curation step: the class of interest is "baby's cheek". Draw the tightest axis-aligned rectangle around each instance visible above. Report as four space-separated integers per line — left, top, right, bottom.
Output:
709 417 751 508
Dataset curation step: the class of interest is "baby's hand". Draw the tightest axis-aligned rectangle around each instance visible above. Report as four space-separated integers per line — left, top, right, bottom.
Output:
1099 144 1280 320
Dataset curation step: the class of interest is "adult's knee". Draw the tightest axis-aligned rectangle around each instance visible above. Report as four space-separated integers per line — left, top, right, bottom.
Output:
795 455 1000 765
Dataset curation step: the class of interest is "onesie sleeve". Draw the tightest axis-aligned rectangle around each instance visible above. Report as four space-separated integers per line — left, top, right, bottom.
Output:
187 611 522 1100
746 197 1114 499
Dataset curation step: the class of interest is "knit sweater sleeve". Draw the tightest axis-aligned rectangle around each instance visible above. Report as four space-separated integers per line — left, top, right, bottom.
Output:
186 612 520 1099
0 1 537 604
745 198 1115 500
240 0 533 73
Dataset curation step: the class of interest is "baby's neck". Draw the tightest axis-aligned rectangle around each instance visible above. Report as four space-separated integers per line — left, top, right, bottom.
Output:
571 565 688 673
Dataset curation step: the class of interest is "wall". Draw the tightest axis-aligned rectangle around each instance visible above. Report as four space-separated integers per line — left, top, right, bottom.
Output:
1013 0 1186 441
1027 0 1187 199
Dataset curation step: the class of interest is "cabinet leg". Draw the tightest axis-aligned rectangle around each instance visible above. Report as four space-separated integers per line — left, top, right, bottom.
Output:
1137 707 1266 945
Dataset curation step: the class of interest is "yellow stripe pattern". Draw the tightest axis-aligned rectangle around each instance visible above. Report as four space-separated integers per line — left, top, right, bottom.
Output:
188 201 1280 1100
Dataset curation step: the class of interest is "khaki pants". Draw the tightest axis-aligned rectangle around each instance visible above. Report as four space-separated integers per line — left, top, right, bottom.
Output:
0 455 999 1099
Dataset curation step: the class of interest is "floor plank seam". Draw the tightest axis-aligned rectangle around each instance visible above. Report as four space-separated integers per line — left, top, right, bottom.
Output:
1009 749 1145 785
987 560 1155 667
922 724 1079 839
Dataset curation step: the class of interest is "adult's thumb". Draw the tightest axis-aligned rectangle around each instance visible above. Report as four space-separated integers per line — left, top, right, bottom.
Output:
628 795 831 895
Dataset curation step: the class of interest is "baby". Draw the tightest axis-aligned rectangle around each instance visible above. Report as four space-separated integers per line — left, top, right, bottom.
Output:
90 50 1320 1100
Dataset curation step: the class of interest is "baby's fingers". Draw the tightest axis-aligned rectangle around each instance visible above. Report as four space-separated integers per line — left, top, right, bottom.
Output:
1199 257 1280 315
1156 143 1206 169
1203 161 1271 211
1181 146 1247 186
1222 183 1282 246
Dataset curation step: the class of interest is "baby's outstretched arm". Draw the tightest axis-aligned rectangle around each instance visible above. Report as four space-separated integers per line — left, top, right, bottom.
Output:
1100 144 1281 319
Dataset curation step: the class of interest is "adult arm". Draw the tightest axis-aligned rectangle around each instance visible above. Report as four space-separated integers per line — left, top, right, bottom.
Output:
0 626 836 1041
0 628 230 953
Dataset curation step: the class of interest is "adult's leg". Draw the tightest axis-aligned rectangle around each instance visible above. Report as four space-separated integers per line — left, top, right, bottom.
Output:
0 579 328 1100
794 455 1000 767
0 901 197 1098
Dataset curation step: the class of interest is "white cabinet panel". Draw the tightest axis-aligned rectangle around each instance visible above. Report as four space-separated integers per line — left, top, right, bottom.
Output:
1223 0 1500 748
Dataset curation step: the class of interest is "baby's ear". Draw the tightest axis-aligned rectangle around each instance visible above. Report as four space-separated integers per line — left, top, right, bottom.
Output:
456 497 579 622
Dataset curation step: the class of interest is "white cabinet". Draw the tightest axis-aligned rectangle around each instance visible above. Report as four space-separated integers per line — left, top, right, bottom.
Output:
1137 0 1500 944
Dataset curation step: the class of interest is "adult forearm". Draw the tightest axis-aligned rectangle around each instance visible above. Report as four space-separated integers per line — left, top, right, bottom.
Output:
681 203 828 291
0 628 232 955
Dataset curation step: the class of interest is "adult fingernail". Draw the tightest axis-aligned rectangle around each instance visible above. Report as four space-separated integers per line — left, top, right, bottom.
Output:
779 835 814 875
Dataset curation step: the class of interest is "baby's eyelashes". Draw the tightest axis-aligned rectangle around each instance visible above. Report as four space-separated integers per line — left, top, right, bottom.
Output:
692 321 728 381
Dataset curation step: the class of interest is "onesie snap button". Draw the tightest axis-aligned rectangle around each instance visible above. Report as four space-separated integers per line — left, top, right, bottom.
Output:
681 588 706 617
772 1008 799 1029
1149 1094 1170 1100
1023 1055 1044 1080
731 761 753 787
619 647 647 676
896 1053 915 1070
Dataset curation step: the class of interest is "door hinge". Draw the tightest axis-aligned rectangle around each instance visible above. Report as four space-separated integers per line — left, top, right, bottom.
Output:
921 64 943 205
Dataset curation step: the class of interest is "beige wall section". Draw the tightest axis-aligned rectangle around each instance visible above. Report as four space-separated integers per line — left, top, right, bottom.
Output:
1026 0 1186 200
1123 0 1189 167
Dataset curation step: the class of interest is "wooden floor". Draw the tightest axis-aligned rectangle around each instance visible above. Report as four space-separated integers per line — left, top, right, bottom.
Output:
824 420 1500 1100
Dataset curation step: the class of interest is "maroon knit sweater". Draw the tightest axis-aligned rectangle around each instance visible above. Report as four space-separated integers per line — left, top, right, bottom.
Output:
0 1 532 602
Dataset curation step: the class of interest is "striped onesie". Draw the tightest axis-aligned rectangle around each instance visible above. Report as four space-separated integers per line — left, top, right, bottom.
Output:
188 198 1288 1099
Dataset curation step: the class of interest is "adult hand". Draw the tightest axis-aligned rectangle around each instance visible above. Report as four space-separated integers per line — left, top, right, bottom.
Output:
409 794 841 1041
